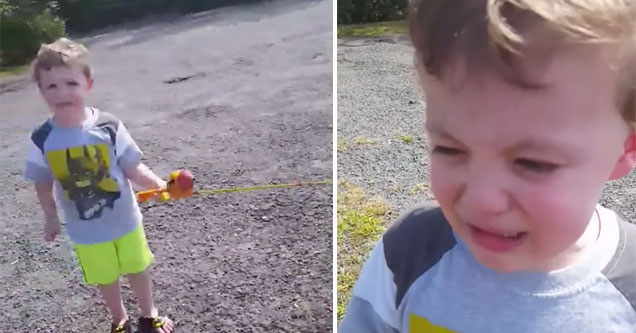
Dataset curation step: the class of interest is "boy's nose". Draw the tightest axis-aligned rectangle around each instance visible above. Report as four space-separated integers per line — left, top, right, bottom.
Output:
458 176 510 216
59 86 72 95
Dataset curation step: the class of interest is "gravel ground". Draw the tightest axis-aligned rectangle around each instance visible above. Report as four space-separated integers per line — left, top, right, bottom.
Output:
337 35 636 224
0 1 333 332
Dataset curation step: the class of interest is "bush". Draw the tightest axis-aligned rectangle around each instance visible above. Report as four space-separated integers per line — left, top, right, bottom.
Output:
0 3 66 67
56 0 171 31
57 0 270 31
0 0 270 66
338 0 407 25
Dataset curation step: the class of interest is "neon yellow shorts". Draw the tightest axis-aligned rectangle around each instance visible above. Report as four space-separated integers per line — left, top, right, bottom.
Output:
73 224 154 286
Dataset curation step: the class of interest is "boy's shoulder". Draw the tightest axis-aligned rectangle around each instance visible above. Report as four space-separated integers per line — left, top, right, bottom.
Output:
94 109 119 124
382 202 456 307
604 216 636 311
30 119 54 153
92 109 120 146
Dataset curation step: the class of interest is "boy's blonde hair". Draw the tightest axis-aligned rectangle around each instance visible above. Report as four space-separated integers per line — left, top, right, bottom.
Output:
408 0 636 130
31 38 91 85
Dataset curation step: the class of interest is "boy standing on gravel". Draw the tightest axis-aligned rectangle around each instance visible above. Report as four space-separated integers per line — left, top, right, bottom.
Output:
340 0 636 332
24 38 175 333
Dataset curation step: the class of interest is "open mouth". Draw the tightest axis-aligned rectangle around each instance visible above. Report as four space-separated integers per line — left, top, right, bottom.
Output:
468 224 527 252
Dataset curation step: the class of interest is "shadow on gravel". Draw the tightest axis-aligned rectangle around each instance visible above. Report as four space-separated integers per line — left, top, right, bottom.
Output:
336 35 411 48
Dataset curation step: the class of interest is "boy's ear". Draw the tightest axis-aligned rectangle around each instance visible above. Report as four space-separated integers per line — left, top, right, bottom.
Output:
609 133 636 180
87 78 94 90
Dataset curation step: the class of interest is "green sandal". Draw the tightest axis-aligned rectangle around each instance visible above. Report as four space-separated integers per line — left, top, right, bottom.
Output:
111 320 133 333
137 316 174 333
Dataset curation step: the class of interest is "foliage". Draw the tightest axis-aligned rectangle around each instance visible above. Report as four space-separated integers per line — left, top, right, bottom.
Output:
0 1 66 67
337 0 407 25
0 0 268 67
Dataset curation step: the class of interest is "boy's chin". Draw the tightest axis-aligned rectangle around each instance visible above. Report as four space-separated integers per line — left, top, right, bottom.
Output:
470 246 528 273
477 257 522 273
53 105 82 115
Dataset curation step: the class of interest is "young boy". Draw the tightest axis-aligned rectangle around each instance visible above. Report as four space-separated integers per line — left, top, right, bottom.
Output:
339 0 636 332
24 38 175 333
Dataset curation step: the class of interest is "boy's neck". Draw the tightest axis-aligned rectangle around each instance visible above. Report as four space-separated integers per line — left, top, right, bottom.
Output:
52 107 88 128
542 210 601 272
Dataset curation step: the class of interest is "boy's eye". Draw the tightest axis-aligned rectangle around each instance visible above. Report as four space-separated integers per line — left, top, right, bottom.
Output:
67 81 79 86
432 146 463 155
47 84 57 89
515 158 558 173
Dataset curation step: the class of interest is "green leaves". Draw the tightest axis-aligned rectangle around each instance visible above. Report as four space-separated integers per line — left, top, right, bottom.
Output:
338 0 407 25
0 0 65 67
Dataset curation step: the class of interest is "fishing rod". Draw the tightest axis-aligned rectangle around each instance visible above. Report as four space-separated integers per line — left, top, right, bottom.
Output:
136 169 332 203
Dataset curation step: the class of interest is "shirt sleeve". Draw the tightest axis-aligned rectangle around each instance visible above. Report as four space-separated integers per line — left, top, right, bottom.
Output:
115 121 143 170
338 239 400 333
24 139 54 184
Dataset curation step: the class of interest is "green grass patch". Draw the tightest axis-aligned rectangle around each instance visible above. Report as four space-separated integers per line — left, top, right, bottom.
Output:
337 140 349 152
353 137 377 145
0 65 29 81
339 137 378 152
397 134 414 144
408 183 430 196
337 180 389 321
338 20 407 38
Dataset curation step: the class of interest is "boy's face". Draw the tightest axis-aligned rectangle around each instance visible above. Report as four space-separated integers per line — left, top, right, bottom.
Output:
38 64 92 117
419 45 634 273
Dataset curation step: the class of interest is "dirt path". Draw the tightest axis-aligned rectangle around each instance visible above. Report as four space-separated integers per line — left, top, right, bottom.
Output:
0 1 333 331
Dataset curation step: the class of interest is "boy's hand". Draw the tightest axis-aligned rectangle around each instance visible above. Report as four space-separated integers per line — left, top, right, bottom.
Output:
150 180 169 200
44 218 61 242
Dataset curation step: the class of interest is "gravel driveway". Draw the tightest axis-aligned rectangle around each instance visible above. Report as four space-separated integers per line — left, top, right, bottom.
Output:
0 1 333 331
337 35 636 224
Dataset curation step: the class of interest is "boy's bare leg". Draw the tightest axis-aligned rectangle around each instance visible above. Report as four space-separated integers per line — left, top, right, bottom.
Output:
128 270 174 332
97 280 128 325
127 270 158 318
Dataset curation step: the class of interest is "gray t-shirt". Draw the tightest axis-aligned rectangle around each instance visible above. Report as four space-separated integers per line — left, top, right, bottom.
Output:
339 204 636 332
24 108 143 245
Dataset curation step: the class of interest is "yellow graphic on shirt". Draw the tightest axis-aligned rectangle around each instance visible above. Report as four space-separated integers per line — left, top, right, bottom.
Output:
46 144 120 220
410 313 455 333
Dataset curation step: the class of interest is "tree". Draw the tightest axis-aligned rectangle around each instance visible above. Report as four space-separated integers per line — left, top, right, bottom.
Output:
338 0 407 25
0 0 66 66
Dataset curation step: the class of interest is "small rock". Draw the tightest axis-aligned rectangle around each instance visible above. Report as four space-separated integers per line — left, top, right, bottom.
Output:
290 310 304 319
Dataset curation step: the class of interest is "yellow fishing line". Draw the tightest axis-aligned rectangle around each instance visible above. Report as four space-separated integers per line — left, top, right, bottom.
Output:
194 180 332 195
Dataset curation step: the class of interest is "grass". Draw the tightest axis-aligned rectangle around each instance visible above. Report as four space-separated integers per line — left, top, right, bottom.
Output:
353 137 376 145
337 140 349 152
409 183 429 196
338 137 378 152
338 20 407 38
0 65 29 81
397 134 414 144
337 180 389 321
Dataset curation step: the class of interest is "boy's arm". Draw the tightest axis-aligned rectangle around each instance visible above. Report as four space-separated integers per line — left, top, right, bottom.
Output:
34 182 62 242
339 239 400 333
35 182 58 222
123 163 166 191
25 136 61 241
113 119 165 191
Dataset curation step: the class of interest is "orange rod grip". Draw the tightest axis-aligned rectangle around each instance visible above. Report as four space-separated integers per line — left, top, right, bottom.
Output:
137 188 165 203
